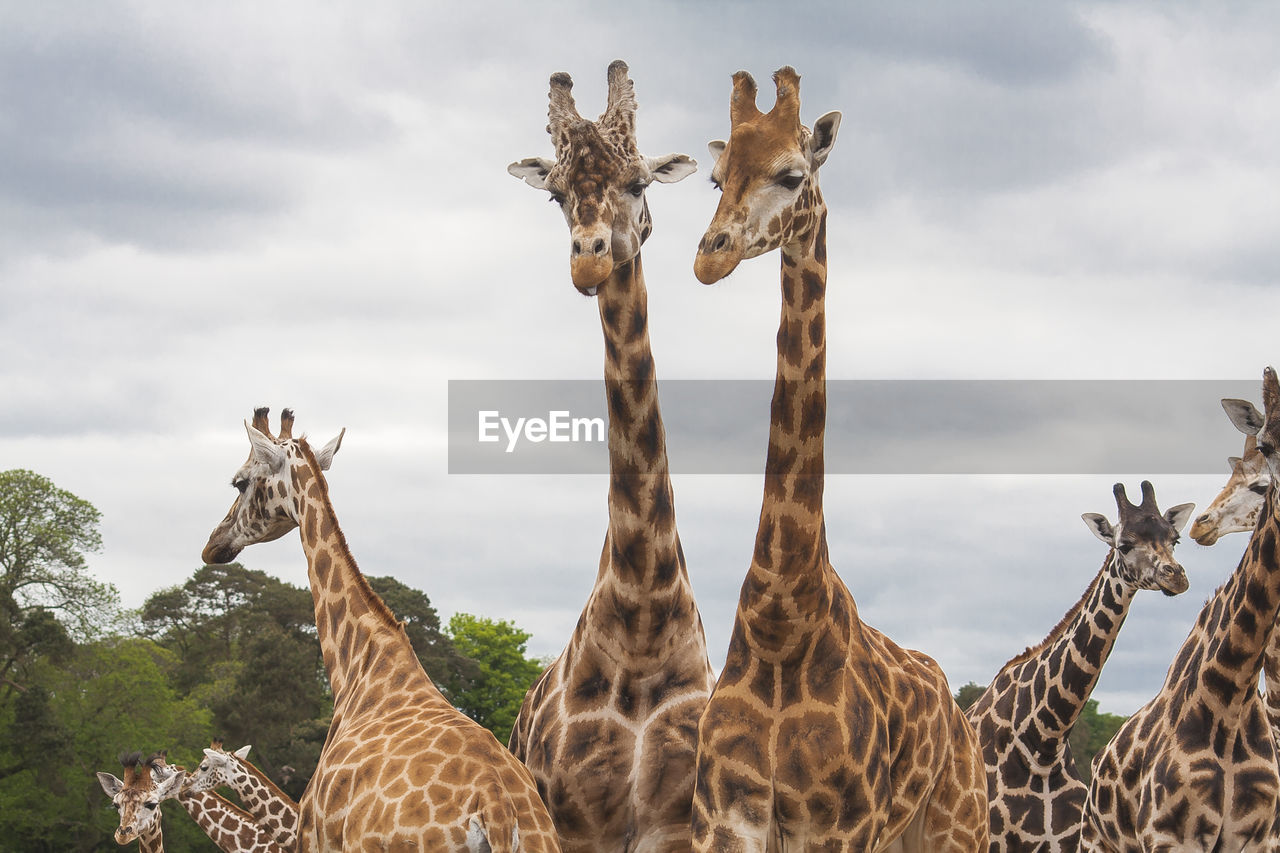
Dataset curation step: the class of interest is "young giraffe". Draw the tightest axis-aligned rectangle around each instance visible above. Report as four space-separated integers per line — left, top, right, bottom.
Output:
965 481 1194 853
690 67 988 852
183 741 298 848
506 60 715 852
201 408 561 852
1189 407 1280 753
1081 368 1280 851
98 752 284 853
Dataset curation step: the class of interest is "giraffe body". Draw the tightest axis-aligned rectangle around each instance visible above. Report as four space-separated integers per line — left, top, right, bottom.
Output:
507 61 714 853
1081 371 1280 851
184 742 298 848
202 409 561 853
965 482 1193 853
689 67 988 853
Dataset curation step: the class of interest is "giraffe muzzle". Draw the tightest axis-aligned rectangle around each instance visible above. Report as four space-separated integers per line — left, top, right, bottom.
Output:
1157 563 1189 596
570 235 612 291
1190 512 1220 545
694 230 743 284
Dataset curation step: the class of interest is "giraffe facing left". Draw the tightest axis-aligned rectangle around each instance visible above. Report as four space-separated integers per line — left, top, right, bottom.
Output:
201 407 561 852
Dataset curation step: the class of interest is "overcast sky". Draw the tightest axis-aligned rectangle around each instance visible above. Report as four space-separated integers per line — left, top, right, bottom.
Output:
4 1 1280 716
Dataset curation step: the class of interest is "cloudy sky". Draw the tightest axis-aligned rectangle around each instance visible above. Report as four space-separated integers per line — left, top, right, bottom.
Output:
4 1 1280 716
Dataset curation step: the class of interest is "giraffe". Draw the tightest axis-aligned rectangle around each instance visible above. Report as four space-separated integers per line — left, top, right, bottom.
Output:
506 60 716 852
1189 403 1280 754
1080 367 1280 851
98 752 284 853
183 741 298 848
201 408 561 852
964 481 1194 853
689 66 988 852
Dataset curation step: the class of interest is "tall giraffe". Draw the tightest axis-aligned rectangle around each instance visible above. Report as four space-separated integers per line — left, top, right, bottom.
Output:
183 741 298 848
201 408 561 852
965 481 1194 853
506 60 715 852
98 752 284 853
689 66 988 852
1081 367 1280 850
1189 404 1280 754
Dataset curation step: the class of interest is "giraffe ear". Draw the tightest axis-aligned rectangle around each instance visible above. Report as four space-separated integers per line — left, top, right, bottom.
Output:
245 421 286 472
233 745 252 759
1228 456 1243 471
1222 398 1264 436
706 140 726 167
1164 503 1196 533
508 157 555 190
156 769 186 800
97 772 124 797
1082 512 1115 545
647 153 697 184
315 428 345 471
810 111 841 169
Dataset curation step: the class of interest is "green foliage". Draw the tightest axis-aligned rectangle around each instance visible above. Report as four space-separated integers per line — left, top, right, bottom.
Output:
1069 698 1127 784
442 613 545 740
0 470 117 710
141 564 328 789
953 681 986 712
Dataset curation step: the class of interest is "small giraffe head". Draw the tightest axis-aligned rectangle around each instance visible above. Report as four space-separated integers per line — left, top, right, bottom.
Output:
694 66 841 284
1222 367 1280 495
184 741 253 794
1081 481 1194 596
1191 429 1269 546
97 751 185 845
202 407 344 565
509 59 696 294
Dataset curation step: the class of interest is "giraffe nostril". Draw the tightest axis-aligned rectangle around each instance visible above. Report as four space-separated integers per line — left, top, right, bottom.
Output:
710 232 731 254
592 238 607 256
572 240 583 256
1195 514 1210 525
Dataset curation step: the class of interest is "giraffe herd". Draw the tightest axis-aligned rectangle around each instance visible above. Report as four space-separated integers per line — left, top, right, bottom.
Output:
94 60 1280 853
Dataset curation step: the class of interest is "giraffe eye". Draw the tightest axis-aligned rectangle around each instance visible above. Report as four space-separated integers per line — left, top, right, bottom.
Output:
1117 543 1134 554
233 478 249 493
1250 482 1269 494
709 176 722 191
1259 442 1275 458
627 182 646 197
144 801 157 810
548 192 566 206
777 172 805 191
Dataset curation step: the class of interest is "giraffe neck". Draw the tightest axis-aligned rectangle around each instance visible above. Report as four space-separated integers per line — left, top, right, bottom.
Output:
586 254 691 652
1010 553 1138 747
1169 487 1280 711
138 818 164 853
739 206 830 654
178 789 278 852
290 445 444 712
228 757 297 843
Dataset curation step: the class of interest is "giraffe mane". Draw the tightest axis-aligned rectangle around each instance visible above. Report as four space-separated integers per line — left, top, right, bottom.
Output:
234 750 298 807
295 438 411 646
998 554 1109 671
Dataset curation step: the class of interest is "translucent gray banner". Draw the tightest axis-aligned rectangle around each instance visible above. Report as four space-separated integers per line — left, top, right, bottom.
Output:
447 380 1260 475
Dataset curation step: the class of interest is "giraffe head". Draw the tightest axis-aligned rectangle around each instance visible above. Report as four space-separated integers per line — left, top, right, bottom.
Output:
1190 429 1269 546
183 741 253 794
1221 367 1280 501
201 407 344 565
508 59 696 294
97 751 185 845
1081 481 1194 596
694 66 841 284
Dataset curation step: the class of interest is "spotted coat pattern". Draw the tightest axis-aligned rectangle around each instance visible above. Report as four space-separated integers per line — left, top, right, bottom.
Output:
690 67 988 853
202 409 561 853
507 61 715 853
1081 372 1280 851
965 483 1192 853
184 742 299 848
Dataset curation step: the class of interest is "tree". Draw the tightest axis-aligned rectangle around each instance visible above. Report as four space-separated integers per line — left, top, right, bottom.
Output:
442 614 545 740
953 681 986 713
0 470 117 707
1068 698 1127 783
